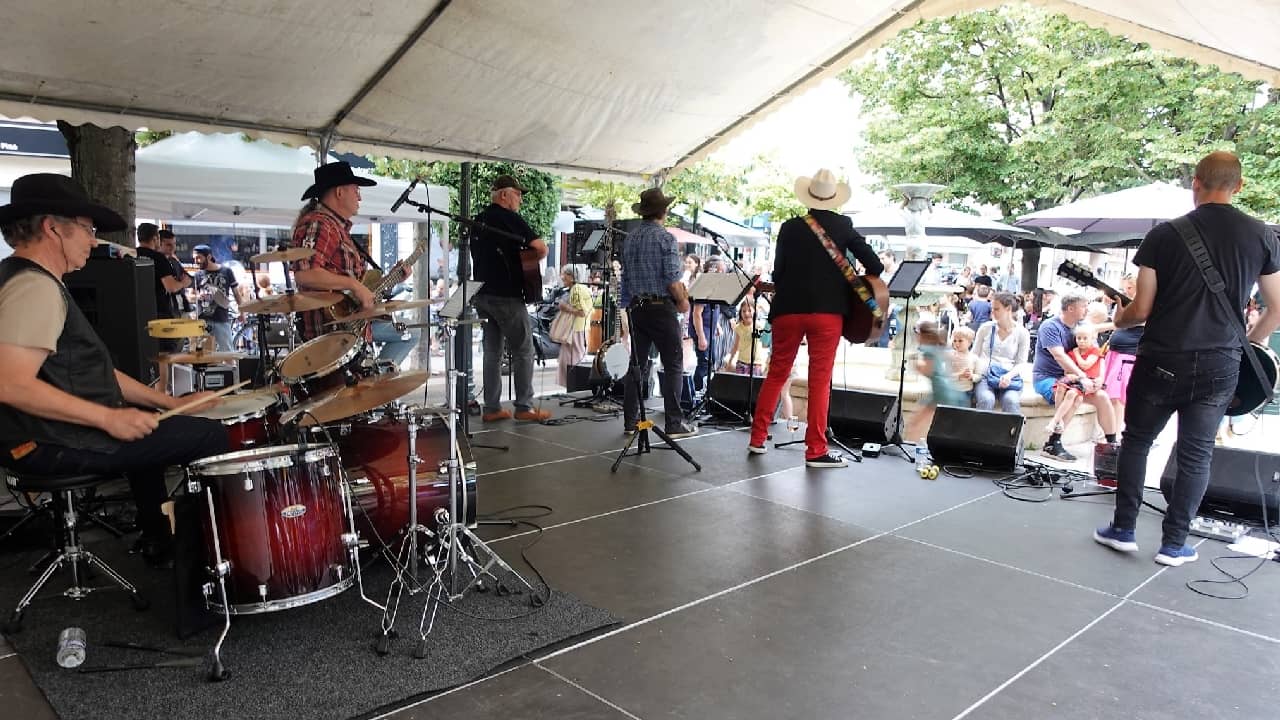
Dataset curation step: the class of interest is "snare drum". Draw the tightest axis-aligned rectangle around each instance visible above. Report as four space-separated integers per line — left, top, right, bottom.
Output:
188 444 353 614
189 390 280 449
277 332 365 400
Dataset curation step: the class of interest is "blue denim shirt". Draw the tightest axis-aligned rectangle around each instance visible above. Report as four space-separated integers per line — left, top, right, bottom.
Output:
620 220 681 307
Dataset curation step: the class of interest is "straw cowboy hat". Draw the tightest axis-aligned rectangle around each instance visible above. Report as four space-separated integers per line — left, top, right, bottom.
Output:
793 168 851 211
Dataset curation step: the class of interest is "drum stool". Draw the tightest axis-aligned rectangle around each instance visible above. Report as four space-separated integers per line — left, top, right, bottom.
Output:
2 472 149 634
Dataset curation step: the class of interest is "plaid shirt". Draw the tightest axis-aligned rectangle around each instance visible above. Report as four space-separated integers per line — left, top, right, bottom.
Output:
291 203 369 341
620 220 681 307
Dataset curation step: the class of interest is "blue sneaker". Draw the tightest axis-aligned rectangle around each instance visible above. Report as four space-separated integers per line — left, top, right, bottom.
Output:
1093 524 1138 552
1154 544 1198 567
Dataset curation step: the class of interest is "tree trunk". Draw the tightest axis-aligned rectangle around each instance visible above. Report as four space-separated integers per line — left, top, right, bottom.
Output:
57 122 136 247
1021 246 1040 292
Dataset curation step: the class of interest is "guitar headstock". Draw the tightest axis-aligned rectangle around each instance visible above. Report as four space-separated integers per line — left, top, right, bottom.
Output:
1056 259 1096 287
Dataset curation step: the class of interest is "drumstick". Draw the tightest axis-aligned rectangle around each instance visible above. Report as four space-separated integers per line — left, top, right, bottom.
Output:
155 380 250 420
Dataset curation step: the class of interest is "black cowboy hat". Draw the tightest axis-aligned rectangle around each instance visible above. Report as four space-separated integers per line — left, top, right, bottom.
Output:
300 161 377 201
0 173 127 232
631 188 677 216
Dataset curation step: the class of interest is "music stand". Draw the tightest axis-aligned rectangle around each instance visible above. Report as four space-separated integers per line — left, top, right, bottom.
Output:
884 259 931 460
580 229 606 254
686 272 755 423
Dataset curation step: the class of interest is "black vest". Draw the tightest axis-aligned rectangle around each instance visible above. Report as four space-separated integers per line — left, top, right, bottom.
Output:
0 256 123 457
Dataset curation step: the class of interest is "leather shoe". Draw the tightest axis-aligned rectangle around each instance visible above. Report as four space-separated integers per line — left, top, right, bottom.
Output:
482 409 512 422
130 535 174 569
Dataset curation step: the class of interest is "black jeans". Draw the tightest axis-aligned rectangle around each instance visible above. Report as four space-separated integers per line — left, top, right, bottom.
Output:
623 301 687 427
6 416 229 537
1112 350 1237 547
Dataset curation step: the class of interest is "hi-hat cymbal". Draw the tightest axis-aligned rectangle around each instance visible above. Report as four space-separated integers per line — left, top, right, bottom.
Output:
240 291 343 315
251 247 315 264
324 299 437 325
166 350 247 365
282 371 429 426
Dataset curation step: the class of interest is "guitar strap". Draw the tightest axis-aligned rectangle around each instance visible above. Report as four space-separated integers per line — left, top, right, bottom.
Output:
319 200 382 272
1168 215 1274 405
802 214 882 319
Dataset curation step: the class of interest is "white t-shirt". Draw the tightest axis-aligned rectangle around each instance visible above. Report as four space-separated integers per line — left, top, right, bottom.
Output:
0 268 65 352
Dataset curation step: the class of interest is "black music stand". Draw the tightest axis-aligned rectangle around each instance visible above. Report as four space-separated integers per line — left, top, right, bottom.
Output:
686 270 755 424
883 259 932 461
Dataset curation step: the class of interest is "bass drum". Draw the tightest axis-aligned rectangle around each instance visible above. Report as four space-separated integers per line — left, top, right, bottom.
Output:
326 414 478 545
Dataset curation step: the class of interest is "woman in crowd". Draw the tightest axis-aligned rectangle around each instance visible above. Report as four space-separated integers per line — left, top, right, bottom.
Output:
556 265 592 388
1102 274 1142 431
973 292 1030 414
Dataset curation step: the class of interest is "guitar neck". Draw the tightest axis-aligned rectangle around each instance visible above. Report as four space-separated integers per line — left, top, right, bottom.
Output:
368 243 426 297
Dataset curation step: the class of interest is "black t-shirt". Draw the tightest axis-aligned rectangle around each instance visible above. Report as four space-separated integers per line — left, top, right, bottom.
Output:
195 266 238 323
1134 203 1280 357
768 210 884 320
470 203 538 298
136 246 177 319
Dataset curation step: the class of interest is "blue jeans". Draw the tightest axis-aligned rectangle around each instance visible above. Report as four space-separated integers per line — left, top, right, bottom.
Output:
207 320 233 352
1111 350 1237 548
974 381 1022 413
372 320 420 369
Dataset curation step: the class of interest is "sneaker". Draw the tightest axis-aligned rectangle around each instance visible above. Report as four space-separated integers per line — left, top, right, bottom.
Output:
1047 419 1065 435
624 424 637 437
1154 544 1198 567
1093 524 1139 553
664 421 698 439
1042 442 1077 462
805 453 847 468
482 409 512 422
514 408 552 422
748 444 768 455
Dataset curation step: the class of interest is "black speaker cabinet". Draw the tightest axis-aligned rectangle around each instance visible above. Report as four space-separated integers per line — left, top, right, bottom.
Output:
706 371 768 417
63 256 158 383
828 388 900 443
1161 445 1280 524
927 406 1025 471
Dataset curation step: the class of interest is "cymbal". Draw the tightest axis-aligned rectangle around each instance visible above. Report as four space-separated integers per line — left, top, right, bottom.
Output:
283 371 429 426
251 247 315 264
166 350 247 365
323 299 437 325
240 291 343 315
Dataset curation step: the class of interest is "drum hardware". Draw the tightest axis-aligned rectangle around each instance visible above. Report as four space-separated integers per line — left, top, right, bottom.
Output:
279 370 430 427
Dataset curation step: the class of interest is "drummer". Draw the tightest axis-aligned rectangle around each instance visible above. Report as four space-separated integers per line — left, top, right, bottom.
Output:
290 161 378 342
0 174 229 566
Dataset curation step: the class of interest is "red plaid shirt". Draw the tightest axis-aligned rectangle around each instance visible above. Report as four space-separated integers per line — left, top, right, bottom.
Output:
291 203 369 342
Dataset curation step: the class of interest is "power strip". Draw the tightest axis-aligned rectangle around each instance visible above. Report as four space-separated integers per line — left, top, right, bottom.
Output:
1188 516 1251 543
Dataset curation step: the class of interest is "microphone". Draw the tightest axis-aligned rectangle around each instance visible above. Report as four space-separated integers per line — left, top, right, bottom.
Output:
390 177 420 214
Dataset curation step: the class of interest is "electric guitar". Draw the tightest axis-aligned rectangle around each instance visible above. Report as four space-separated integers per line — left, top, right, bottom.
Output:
1056 260 1278 416
327 236 429 325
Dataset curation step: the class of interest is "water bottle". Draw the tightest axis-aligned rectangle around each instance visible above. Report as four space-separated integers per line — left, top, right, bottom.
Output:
914 439 930 471
56 627 87 669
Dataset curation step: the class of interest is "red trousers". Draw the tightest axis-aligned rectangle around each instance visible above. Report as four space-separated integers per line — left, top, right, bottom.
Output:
750 313 842 459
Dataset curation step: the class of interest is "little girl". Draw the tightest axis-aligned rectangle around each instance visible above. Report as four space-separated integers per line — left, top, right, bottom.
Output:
949 326 979 406
1067 323 1105 396
904 320 965 444
725 300 793 421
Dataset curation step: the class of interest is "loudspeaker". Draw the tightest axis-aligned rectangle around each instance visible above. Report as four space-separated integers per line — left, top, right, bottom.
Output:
1161 445 1280 524
705 371 768 417
927 406 1025 471
63 256 159 383
828 388 900 443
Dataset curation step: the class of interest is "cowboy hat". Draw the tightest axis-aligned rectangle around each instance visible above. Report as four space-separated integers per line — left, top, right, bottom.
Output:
632 188 677 217
300 161 377 201
0 174 126 231
793 168 851 211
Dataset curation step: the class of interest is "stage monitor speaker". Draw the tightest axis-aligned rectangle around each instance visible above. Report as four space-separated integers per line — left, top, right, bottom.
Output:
1161 445 1280 524
927 406 1025 471
63 256 159 384
706 371 768 418
828 388 899 443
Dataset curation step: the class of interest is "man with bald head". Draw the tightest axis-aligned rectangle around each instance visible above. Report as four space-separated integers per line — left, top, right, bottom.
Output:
1094 151 1280 567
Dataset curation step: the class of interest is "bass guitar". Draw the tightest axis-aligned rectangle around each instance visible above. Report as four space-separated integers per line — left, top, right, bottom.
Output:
327 235 429 328
1056 260 1279 416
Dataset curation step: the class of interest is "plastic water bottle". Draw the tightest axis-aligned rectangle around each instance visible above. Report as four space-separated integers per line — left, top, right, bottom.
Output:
914 439 930 471
56 627 87 669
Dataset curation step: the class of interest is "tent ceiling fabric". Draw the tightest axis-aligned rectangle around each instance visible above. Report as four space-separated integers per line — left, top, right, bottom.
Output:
0 1 1276 180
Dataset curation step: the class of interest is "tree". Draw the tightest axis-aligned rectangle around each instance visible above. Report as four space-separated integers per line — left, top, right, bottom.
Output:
664 160 747 225
59 122 135 247
566 178 644 219
841 4 1278 222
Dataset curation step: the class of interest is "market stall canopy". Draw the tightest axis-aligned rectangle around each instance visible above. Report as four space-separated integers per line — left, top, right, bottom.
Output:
1017 182 1193 232
849 206 1033 243
0 1 1276 180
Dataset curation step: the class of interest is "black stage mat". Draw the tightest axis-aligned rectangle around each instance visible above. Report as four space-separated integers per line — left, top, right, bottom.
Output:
0 543 618 720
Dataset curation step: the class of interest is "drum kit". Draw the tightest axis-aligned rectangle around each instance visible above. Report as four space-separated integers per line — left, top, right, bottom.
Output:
147 246 528 680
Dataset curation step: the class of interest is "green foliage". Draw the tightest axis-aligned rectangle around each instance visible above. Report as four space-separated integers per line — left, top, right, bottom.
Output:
368 157 561 244
135 130 172 148
841 4 1279 221
566 178 645 219
664 160 748 217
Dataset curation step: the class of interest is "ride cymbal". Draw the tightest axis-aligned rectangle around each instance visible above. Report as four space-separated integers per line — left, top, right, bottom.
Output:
323 299 437 325
282 371 429 426
250 247 315 264
240 291 344 315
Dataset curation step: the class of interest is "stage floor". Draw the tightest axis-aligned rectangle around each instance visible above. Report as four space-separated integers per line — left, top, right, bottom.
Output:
3 401 1278 719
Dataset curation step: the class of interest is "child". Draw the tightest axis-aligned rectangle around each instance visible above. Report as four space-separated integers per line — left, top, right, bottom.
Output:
1068 323 1105 395
949 326 979 406
724 300 793 420
903 320 966 444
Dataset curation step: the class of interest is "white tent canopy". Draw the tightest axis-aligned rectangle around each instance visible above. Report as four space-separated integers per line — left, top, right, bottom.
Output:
1016 182 1193 232
135 132 451 226
0 1 1275 180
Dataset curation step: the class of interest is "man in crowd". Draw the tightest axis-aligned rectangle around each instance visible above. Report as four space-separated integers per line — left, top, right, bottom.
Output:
1031 293 1118 461
136 222 191 352
158 228 192 317
620 188 696 438
749 169 883 467
1095 151 1280 566
973 264 993 287
0 174 226 564
193 244 238 351
469 175 551 422
291 161 377 341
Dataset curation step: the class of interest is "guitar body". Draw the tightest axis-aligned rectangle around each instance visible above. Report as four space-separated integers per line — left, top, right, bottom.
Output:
1229 342 1280 417
843 275 890 344
519 248 542 304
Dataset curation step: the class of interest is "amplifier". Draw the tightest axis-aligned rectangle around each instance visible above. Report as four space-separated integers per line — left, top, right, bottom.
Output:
1162 445 1280 524
63 256 158 383
828 388 900 443
927 406 1025 471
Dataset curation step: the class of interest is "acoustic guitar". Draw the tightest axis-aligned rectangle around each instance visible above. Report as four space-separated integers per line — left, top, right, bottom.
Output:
1056 260 1278 416
753 273 889 344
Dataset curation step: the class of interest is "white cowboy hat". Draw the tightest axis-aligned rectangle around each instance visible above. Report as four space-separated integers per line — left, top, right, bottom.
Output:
793 168 851 211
